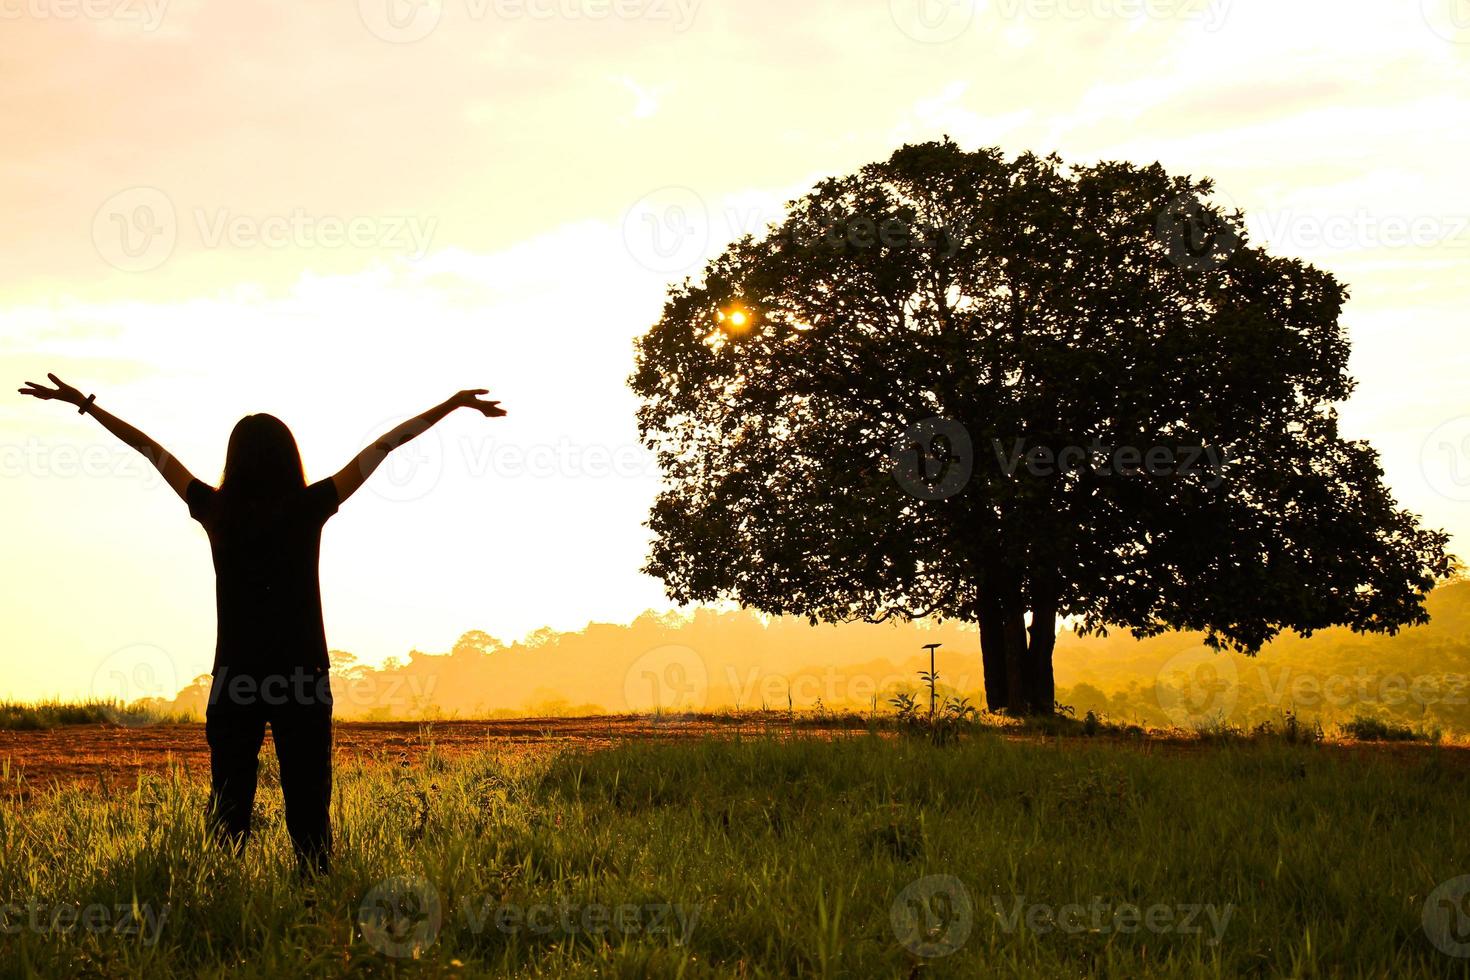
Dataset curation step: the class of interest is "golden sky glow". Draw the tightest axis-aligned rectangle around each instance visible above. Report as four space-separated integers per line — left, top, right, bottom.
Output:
2 0 1468 700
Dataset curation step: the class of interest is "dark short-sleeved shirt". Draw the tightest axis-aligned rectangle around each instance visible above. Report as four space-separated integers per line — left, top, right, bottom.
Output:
187 478 339 676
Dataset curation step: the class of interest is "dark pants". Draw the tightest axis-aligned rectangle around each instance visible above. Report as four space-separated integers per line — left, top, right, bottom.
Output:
205 669 334 877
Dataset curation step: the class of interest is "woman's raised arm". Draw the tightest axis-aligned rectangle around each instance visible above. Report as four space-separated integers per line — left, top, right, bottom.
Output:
19 373 197 501
330 389 506 505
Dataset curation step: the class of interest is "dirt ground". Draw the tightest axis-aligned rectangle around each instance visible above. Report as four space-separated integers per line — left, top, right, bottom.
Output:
0 715 868 799
1 715 1463 801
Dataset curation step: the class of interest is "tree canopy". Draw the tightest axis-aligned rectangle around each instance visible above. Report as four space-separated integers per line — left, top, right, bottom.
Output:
630 139 1453 714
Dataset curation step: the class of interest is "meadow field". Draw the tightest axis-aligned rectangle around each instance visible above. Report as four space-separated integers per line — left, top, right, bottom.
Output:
2 715 1470 978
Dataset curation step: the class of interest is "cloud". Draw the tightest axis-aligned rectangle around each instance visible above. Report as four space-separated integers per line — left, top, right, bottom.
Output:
615 75 665 120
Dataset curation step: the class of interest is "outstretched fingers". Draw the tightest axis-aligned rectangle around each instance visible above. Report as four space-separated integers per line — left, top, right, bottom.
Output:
448 388 505 416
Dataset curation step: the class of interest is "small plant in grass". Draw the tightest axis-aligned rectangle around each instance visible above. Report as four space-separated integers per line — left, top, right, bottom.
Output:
862 803 926 861
1020 706 1140 739
1251 711 1324 745
1340 715 1440 743
888 691 920 725
1193 714 1246 742
917 665 939 716
942 695 977 722
888 692 977 745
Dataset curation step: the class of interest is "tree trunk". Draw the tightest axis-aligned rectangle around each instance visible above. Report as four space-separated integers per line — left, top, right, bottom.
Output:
978 559 1034 715
978 564 1059 717
978 609 1031 715
978 613 1008 713
1025 575 1059 715
1025 623 1057 715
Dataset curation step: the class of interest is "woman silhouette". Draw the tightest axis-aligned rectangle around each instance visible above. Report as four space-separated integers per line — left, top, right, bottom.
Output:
19 373 506 876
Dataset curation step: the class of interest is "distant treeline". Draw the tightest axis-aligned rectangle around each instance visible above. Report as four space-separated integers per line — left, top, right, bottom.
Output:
158 580 1470 733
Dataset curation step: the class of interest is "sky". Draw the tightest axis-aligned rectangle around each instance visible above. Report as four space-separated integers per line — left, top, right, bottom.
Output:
2 0 1467 702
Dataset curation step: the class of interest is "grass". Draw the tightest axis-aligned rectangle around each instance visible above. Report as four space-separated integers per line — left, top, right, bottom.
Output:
1340 714 1443 743
0 699 193 731
2 727 1469 978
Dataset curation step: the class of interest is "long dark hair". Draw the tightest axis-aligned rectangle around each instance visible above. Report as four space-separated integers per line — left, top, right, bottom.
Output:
220 414 306 503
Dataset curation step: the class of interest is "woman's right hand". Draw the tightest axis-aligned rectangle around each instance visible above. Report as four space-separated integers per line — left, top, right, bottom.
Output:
18 373 85 407
448 389 507 418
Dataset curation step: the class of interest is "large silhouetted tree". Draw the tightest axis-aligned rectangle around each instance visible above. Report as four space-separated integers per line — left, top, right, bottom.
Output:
630 139 1452 715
